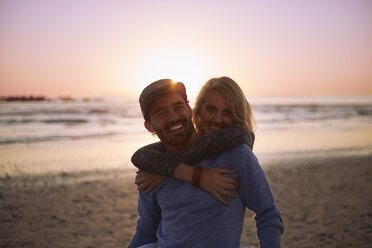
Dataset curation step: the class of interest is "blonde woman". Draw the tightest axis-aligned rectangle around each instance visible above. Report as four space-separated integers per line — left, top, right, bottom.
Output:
133 77 255 205
193 76 255 135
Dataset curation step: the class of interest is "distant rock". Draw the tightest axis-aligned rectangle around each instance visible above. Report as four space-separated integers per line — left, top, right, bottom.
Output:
0 95 48 102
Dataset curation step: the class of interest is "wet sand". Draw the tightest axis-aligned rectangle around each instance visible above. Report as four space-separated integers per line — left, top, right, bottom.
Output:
1 154 371 248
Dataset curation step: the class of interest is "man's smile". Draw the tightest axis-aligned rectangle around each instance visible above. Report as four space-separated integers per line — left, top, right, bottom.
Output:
169 123 183 131
166 121 185 134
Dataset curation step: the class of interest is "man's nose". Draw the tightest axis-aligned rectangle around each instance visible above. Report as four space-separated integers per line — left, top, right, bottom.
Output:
168 109 181 122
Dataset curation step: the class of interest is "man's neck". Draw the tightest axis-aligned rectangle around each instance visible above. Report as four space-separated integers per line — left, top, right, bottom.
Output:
165 131 201 153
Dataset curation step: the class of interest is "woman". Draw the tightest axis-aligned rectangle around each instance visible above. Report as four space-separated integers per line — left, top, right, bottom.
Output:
132 76 256 205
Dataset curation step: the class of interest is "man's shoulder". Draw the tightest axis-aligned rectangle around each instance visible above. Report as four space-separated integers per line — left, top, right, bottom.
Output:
223 143 254 157
209 143 257 165
207 144 261 175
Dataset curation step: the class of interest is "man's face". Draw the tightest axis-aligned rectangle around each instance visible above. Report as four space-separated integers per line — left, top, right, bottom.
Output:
146 92 194 148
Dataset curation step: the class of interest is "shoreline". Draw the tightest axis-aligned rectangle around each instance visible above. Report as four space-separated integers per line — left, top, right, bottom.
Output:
1 135 371 178
1 154 371 247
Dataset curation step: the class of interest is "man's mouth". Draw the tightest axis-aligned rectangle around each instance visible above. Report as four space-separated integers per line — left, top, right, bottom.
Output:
168 123 184 133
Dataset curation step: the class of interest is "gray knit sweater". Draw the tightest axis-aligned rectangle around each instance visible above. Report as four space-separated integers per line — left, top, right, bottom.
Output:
131 126 255 177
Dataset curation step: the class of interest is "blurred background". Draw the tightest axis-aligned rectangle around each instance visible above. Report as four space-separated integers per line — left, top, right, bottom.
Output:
0 0 371 176
1 1 372 247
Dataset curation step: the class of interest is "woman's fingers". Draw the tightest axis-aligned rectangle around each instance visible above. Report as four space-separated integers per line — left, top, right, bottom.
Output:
214 193 229 206
214 190 235 205
216 168 235 174
221 189 236 199
198 167 241 206
137 183 148 190
213 168 239 186
137 182 152 194
224 183 238 191
224 177 239 186
135 177 145 186
144 186 152 194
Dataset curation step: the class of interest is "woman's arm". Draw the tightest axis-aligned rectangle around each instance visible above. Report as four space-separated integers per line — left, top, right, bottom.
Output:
135 163 239 205
132 127 254 204
177 126 254 165
131 142 180 177
131 126 254 177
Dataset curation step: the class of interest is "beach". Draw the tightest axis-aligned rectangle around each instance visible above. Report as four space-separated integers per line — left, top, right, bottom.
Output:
1 153 371 248
1 96 371 247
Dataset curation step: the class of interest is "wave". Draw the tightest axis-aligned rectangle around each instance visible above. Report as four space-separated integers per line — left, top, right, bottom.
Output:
0 108 113 117
0 109 83 116
254 104 372 119
0 132 121 145
0 118 90 125
42 119 89 124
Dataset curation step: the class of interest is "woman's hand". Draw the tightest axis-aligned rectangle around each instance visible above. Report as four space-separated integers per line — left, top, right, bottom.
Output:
135 170 167 194
198 168 239 206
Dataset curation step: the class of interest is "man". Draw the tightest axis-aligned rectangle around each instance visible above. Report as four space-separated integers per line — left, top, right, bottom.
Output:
129 79 283 248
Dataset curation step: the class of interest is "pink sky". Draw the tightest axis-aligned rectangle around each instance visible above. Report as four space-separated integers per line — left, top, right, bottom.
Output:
0 0 371 97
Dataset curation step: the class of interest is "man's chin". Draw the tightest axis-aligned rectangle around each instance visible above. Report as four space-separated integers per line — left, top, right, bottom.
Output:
169 135 189 147
159 133 189 147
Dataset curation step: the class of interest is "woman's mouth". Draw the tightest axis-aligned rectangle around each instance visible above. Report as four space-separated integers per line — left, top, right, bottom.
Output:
209 123 223 131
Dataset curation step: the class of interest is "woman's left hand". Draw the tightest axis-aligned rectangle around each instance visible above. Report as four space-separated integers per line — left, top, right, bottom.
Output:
135 170 167 194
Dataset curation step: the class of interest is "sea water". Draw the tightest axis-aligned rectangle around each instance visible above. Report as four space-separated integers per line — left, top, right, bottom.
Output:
0 96 371 176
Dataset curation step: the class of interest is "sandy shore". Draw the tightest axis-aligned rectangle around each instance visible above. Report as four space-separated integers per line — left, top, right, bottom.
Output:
1 154 371 248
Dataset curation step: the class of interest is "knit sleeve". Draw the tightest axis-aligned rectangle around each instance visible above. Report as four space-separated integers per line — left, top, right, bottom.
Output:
131 126 255 177
177 126 255 165
131 142 180 177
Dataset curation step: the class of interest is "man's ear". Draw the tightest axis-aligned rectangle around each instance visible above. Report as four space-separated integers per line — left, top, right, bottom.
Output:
144 120 155 133
186 102 192 112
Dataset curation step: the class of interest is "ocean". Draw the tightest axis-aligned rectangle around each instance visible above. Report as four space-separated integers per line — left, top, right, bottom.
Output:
1 96 371 176
1 96 371 145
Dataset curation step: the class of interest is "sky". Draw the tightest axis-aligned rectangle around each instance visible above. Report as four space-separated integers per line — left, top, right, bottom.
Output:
0 0 371 97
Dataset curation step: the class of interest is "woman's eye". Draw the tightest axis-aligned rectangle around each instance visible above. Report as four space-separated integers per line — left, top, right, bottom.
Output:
206 106 216 112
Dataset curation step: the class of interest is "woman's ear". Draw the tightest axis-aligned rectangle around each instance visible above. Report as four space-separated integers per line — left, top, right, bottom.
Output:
144 120 155 133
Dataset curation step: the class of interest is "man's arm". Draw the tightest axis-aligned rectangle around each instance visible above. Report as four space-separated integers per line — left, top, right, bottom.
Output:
128 191 161 248
236 146 284 248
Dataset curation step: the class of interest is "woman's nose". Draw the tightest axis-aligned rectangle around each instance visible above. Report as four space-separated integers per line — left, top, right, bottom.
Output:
213 112 223 123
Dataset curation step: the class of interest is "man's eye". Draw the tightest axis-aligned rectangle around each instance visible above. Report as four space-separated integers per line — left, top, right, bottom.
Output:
156 112 166 118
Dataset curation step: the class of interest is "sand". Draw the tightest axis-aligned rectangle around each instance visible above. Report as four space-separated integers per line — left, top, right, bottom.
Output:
1 154 371 248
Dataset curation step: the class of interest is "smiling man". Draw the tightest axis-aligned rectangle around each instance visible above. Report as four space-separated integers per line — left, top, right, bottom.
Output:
128 79 283 248
140 80 197 152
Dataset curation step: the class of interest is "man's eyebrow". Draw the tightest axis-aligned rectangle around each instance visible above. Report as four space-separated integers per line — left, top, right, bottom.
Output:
151 101 185 116
172 101 185 107
152 106 166 116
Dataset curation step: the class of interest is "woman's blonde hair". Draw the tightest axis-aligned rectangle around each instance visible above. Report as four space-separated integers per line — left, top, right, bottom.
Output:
193 76 256 134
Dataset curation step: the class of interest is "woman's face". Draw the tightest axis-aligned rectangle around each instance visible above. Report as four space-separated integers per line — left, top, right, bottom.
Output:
199 90 234 134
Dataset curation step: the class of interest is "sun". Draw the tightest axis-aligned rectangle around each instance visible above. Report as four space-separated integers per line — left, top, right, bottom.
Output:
136 48 211 98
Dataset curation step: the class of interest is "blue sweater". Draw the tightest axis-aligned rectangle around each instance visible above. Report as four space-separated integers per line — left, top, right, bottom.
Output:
129 144 283 248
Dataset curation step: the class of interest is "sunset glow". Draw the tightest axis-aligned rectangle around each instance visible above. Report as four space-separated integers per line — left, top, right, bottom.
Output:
134 47 211 97
0 0 371 97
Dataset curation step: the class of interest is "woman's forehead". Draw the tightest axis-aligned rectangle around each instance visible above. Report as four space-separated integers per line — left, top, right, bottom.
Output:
203 90 230 108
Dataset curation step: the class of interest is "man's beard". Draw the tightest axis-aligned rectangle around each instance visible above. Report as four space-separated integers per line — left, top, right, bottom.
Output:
154 118 194 147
